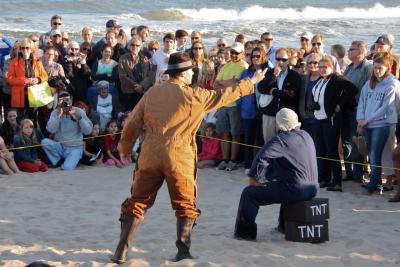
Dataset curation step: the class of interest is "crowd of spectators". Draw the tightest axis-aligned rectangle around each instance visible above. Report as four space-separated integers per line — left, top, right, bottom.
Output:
1 15 400 202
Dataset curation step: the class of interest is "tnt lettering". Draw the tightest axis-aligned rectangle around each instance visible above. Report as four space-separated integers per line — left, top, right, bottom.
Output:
310 203 327 216
298 225 324 239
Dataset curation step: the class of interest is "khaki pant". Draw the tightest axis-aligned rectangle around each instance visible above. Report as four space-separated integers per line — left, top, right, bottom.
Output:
262 115 276 143
121 136 199 220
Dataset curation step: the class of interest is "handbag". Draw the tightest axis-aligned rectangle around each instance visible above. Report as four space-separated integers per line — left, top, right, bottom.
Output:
352 135 368 156
27 81 54 108
259 94 273 108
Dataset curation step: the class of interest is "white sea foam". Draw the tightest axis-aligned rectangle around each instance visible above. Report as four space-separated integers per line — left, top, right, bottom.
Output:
174 3 400 21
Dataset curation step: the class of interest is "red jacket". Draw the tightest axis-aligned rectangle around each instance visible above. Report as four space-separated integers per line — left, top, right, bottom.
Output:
199 138 222 161
7 55 48 108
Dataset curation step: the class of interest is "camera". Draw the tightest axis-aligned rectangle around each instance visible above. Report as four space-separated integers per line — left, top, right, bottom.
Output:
308 100 321 112
60 98 72 109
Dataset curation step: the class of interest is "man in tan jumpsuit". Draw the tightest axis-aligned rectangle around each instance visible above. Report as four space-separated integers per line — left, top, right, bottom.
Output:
111 52 266 264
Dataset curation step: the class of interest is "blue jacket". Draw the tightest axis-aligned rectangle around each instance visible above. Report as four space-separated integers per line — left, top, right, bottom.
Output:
248 129 318 190
237 63 273 119
0 36 13 69
13 130 43 162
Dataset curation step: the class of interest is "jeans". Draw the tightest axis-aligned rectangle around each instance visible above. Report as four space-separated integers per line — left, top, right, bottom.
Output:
234 182 317 239
363 126 390 193
312 114 342 185
41 138 83 171
341 111 363 180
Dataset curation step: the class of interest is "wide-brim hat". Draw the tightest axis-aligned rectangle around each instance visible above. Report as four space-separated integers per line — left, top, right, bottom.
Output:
164 53 194 75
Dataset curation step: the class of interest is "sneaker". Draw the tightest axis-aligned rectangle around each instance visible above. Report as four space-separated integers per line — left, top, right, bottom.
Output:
245 168 251 175
225 161 238 171
216 161 228 170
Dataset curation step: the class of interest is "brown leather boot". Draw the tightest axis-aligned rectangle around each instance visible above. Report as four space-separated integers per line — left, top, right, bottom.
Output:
173 217 196 262
110 214 142 264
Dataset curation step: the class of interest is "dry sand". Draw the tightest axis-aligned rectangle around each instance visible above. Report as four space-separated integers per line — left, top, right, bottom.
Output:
0 165 399 267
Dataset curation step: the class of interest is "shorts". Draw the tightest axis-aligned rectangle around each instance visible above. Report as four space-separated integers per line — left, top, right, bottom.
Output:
216 106 243 136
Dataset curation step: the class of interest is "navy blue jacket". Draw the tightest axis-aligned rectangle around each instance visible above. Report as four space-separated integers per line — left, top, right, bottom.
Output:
13 130 43 163
248 129 318 190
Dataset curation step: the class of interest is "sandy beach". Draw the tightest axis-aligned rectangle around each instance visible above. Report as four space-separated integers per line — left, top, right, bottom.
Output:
0 165 399 267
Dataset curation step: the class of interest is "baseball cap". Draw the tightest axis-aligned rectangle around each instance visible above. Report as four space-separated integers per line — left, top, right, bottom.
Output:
231 42 244 54
50 29 62 37
300 31 313 40
106 19 122 28
375 35 392 46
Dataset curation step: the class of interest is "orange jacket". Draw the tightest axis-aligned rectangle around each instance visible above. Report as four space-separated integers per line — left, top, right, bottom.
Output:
6 56 48 108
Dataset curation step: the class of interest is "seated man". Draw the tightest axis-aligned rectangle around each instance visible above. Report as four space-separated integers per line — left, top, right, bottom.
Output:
41 92 93 170
234 108 318 240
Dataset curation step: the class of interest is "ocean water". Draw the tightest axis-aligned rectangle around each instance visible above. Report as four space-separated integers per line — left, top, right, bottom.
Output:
1 0 400 52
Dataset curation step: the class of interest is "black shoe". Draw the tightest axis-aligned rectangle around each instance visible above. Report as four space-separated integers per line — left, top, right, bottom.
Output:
382 186 394 192
388 195 400 202
342 175 353 181
326 185 343 192
319 182 332 188
274 225 285 234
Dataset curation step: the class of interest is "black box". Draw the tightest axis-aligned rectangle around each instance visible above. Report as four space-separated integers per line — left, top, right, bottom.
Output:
283 198 329 223
284 220 329 243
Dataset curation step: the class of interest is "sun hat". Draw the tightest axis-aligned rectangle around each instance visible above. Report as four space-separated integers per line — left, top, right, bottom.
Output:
164 52 194 75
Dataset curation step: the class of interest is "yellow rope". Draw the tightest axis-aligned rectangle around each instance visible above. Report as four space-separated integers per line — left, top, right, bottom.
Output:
3 131 399 171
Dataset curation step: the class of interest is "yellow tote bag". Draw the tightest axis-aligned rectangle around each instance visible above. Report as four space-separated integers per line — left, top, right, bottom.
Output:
27 81 54 108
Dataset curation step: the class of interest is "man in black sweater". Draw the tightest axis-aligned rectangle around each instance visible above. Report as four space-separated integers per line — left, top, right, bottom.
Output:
258 48 302 143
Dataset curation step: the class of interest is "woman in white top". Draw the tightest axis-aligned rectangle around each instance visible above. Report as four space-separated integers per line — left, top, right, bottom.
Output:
310 57 357 192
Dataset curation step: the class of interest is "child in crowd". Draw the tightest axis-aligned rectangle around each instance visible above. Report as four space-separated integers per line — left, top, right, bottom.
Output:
0 136 19 175
81 121 103 166
103 119 124 168
156 69 170 85
198 60 215 90
197 123 222 169
13 119 47 173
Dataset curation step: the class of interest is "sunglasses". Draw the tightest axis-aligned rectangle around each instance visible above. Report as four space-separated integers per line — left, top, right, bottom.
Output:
231 51 240 56
130 44 141 47
53 22 62 26
252 55 261 59
312 42 322 46
217 43 226 47
264 38 273 41
149 47 158 51
193 47 203 50
191 37 200 40
20 47 30 50
31 39 38 43
276 57 288 62
53 34 61 38
348 48 359 52
81 47 91 52
301 37 309 42
307 61 318 65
